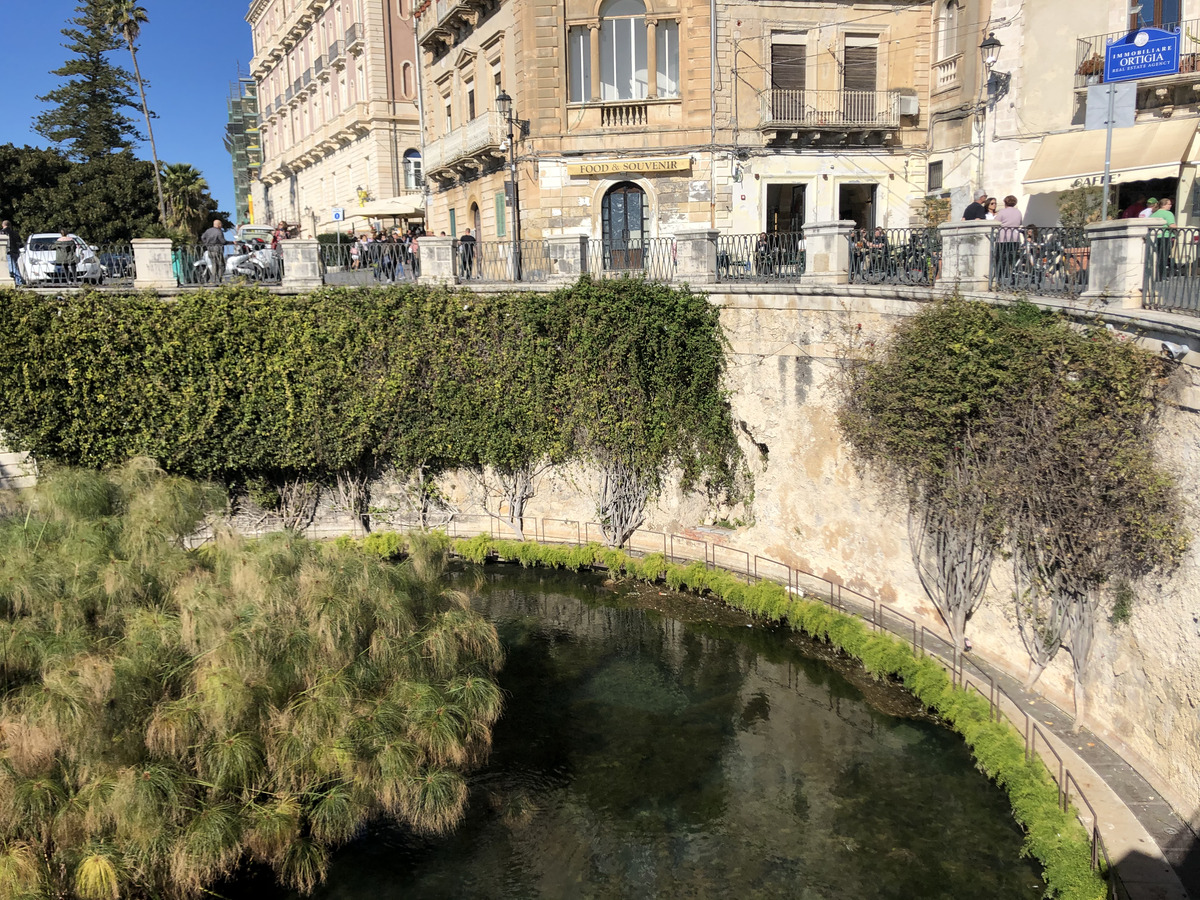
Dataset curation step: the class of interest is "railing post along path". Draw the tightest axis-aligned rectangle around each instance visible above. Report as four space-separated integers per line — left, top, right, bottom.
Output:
803 220 856 285
131 238 176 290
937 221 994 291
418 236 459 285
673 230 719 285
1083 218 1156 309
546 235 590 281
281 238 323 290
0 235 7 267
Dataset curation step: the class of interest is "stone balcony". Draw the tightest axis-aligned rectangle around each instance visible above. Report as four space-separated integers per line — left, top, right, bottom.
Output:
416 0 490 51
424 111 506 181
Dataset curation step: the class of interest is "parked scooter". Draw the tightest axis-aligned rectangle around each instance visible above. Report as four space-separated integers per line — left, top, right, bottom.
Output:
226 239 281 281
192 249 220 284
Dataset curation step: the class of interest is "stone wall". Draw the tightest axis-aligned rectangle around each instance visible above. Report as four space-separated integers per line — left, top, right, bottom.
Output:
422 287 1200 826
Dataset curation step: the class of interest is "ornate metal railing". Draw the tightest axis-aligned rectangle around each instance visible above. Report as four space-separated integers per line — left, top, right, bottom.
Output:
716 232 806 283
585 238 676 282
1145 226 1200 314
95 242 136 288
848 228 940 286
987 226 1090 296
760 89 901 129
453 240 551 283
1075 20 1195 89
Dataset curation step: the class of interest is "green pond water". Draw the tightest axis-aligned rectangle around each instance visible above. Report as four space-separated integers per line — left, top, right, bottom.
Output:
228 567 1043 900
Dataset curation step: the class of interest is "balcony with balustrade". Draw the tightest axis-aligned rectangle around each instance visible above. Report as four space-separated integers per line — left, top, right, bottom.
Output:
759 89 905 142
416 0 487 51
345 23 365 55
933 55 961 94
424 111 506 182
328 39 345 70
314 55 326 81
299 69 315 98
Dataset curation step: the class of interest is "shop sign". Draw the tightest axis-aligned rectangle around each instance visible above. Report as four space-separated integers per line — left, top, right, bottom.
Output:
567 157 691 176
1104 28 1180 83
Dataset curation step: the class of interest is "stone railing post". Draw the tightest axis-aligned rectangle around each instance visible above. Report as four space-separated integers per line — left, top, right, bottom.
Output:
673 230 718 285
132 238 176 290
0 235 8 284
418 236 459 285
803 221 856 285
937 221 994 291
547 235 590 282
281 238 322 290
1082 218 1156 308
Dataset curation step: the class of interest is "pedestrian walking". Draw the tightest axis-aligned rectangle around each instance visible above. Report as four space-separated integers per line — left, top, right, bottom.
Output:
200 218 229 283
1 220 23 286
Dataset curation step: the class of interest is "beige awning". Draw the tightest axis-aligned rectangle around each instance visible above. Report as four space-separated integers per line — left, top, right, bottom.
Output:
1022 119 1197 193
347 195 425 219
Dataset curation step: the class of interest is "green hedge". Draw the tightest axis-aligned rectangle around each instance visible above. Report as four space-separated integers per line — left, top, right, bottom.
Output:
357 531 1107 900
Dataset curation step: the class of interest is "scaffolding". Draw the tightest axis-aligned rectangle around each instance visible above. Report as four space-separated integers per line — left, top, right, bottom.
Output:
224 76 262 225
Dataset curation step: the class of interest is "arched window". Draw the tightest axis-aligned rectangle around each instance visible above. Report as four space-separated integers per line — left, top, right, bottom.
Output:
601 181 647 269
936 0 959 61
600 0 647 100
401 62 413 98
403 150 422 189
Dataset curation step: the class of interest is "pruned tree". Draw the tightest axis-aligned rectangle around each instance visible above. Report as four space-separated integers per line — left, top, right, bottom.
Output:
598 457 652 548
907 434 999 652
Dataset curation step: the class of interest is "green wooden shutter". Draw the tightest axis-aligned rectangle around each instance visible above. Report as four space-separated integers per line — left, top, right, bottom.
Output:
495 193 506 237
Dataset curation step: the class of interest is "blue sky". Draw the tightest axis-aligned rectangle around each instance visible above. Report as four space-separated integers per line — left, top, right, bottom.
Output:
2 1 255 217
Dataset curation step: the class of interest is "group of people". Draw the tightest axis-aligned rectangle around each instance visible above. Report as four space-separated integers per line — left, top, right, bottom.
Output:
1120 194 1176 225
347 225 424 281
963 191 1031 286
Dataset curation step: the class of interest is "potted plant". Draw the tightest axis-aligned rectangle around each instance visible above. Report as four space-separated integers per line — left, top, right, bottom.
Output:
1056 184 1109 273
1077 54 1104 83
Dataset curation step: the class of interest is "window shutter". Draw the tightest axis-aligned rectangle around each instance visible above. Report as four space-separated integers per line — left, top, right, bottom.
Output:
843 44 877 92
495 192 506 237
770 43 806 91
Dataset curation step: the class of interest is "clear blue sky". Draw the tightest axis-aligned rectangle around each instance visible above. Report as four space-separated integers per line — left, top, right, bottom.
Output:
1 1 255 217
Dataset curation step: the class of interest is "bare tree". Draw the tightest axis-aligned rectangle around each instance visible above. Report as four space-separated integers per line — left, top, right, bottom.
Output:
472 461 549 540
598 460 650 548
329 462 378 534
907 442 998 653
276 476 321 533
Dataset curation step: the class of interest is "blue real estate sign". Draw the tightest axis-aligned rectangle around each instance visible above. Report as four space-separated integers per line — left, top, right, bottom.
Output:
1104 27 1181 82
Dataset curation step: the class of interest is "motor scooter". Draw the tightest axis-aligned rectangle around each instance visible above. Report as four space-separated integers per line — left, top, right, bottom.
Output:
227 239 281 281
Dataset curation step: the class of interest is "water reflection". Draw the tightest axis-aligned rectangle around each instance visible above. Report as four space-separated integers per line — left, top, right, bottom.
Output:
224 568 1043 900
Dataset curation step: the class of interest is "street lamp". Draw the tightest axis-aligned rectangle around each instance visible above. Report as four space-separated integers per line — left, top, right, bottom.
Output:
975 32 1005 191
979 32 1001 70
496 87 522 280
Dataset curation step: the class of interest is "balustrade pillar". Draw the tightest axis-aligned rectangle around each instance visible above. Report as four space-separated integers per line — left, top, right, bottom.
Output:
131 238 177 291
547 235 590 281
937 221 994 291
418 235 459 285
281 238 323 290
673 230 718 285
802 221 856 285
1083 218 1156 309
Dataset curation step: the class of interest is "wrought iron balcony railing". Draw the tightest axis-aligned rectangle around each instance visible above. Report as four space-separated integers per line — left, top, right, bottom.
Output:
759 89 902 130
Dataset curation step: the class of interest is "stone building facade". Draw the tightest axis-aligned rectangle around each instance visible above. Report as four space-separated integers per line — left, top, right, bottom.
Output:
247 0 423 235
416 0 939 253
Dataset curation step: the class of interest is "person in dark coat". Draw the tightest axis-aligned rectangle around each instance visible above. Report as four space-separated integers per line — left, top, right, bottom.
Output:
1 220 23 286
201 219 229 283
962 190 989 221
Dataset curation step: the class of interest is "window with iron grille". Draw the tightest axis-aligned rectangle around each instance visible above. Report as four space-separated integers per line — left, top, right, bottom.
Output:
928 161 944 193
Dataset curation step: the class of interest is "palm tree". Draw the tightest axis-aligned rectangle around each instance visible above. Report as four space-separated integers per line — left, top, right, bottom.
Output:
103 1 167 226
161 163 211 236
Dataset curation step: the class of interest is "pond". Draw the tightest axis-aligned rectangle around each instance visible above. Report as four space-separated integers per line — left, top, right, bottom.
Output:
227 567 1043 900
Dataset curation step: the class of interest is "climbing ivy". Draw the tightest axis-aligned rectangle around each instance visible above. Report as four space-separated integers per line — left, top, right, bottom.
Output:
0 280 741 531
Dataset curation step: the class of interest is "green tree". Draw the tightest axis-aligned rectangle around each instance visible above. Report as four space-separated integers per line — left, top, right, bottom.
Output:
0 144 159 244
0 460 504 898
102 1 167 226
161 163 219 237
33 0 145 162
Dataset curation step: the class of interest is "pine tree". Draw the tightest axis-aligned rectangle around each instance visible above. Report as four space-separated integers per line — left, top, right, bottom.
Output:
33 0 146 162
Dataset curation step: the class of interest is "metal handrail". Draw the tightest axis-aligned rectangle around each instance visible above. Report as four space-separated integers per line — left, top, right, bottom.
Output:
1144 225 1200 314
848 228 940 286
987 225 1090 296
1075 19 1194 89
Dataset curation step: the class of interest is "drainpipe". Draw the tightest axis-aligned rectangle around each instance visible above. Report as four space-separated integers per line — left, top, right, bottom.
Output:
710 0 717 228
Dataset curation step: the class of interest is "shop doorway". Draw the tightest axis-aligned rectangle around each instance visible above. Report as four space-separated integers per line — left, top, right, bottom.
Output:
765 183 806 233
601 182 647 268
839 183 877 229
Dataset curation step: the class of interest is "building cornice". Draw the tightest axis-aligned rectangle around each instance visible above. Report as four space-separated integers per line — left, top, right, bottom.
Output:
246 0 268 24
